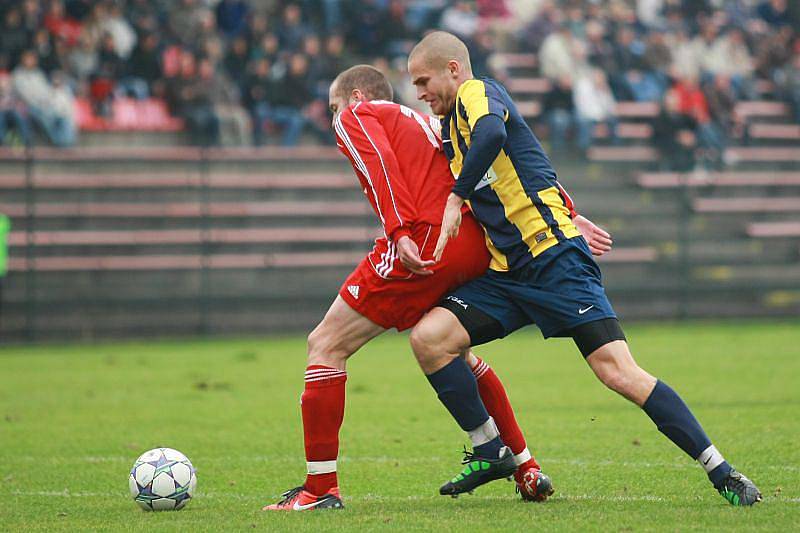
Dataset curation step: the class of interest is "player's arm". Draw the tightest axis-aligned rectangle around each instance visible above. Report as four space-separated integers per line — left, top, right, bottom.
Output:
435 81 509 260
335 103 418 242
450 80 510 199
555 182 612 256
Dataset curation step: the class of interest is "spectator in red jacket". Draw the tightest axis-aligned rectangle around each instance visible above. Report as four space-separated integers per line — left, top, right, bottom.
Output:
672 75 725 166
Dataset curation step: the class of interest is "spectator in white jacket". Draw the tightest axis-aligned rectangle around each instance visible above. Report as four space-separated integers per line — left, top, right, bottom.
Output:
539 24 582 81
11 51 76 147
704 27 756 99
573 68 618 153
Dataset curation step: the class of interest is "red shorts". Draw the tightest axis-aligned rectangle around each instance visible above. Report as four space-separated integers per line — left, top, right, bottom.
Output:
339 212 490 331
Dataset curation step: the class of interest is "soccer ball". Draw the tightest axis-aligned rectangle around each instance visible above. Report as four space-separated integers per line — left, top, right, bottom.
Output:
129 447 196 511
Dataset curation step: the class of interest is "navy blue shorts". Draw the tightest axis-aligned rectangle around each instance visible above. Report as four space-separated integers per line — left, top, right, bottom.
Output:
441 237 616 342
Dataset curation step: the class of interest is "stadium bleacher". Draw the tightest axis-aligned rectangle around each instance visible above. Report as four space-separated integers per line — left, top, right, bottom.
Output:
0 1 798 340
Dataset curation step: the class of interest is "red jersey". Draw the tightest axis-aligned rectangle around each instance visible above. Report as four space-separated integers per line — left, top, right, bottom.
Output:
333 100 454 279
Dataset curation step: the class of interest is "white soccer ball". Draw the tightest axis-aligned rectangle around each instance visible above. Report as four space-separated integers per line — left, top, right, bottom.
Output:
129 447 197 511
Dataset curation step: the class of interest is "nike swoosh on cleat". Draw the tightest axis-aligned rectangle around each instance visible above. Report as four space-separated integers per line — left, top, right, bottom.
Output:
292 498 329 511
703 455 713 465
578 305 595 315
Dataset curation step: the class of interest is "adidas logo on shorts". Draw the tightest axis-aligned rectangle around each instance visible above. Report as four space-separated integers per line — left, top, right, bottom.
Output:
347 285 360 300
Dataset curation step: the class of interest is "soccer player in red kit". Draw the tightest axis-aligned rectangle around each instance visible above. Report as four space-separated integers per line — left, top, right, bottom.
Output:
263 65 612 511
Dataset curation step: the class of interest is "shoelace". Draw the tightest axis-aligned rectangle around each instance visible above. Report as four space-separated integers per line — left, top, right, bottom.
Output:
460 446 476 465
276 486 304 506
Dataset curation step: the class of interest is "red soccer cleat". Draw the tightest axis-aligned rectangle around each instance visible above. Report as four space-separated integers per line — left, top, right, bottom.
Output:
514 467 555 502
262 485 344 511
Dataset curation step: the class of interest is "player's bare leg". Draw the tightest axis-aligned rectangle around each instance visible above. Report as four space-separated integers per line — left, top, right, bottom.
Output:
264 296 385 511
410 309 544 498
307 295 386 370
585 339 761 506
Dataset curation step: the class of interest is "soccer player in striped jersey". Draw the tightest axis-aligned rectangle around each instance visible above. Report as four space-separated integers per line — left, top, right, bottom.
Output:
406 31 761 505
263 65 613 511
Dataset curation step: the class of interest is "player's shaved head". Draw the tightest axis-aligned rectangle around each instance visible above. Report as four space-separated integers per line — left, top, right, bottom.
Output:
332 65 393 102
408 31 473 116
408 31 472 73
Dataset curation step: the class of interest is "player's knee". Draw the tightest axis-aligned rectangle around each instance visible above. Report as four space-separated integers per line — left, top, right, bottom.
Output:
598 367 634 396
306 326 348 368
592 357 649 400
409 322 440 364
410 319 463 365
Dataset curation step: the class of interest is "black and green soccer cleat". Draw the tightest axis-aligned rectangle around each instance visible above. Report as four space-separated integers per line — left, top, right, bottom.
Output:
718 470 762 506
439 446 517 497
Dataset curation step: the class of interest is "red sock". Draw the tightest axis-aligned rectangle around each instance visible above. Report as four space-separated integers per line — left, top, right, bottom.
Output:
302 365 347 495
471 357 540 471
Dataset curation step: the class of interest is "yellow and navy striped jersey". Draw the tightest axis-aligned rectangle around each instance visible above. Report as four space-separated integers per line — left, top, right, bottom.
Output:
441 77 580 272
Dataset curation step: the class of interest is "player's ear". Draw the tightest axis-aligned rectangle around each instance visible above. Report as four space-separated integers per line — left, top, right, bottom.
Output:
351 88 365 103
447 60 460 78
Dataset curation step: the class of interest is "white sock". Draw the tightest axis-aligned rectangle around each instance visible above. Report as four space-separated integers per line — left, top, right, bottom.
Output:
697 444 724 473
513 447 532 466
468 417 500 447
306 460 337 475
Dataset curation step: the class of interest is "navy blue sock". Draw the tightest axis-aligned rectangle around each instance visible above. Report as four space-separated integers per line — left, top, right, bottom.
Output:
426 358 503 458
708 462 733 489
473 437 504 459
643 380 732 487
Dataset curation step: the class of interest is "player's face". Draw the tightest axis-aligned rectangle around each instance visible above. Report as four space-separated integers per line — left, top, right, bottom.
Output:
328 85 349 128
409 58 457 116
328 83 366 128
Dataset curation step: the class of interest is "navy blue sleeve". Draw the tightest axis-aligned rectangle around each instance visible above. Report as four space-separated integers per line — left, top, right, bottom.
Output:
451 114 507 200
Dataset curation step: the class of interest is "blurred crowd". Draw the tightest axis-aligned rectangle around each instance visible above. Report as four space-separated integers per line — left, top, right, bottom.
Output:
0 0 797 153
524 0 799 167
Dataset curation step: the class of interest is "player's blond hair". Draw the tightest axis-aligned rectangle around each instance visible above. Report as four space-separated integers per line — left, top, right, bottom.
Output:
408 31 472 72
333 65 393 101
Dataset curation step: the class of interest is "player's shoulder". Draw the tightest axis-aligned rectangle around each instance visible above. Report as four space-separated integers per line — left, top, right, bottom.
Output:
458 77 507 102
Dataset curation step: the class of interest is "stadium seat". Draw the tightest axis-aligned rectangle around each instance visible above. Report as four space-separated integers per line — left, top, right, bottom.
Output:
0 171 355 189
588 146 658 162
490 53 538 69
749 124 800 141
614 102 659 119
747 222 800 238
694 197 800 213
506 77 551 95
637 171 800 188
0 200 370 218
7 226 378 246
735 101 791 120
7 251 367 272
73 97 107 131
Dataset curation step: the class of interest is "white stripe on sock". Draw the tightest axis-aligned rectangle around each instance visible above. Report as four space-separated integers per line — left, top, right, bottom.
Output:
468 417 500 447
307 460 337 475
513 447 532 466
304 371 346 379
697 444 724 473
472 361 490 379
305 374 347 383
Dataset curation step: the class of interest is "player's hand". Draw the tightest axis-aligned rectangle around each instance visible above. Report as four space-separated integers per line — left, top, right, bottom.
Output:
574 214 613 256
397 235 435 276
433 193 464 262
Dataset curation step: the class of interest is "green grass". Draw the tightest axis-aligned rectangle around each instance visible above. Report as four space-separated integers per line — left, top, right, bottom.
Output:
1 321 799 531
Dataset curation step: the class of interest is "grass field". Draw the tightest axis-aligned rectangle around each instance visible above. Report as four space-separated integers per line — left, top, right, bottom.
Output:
1 321 799 531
